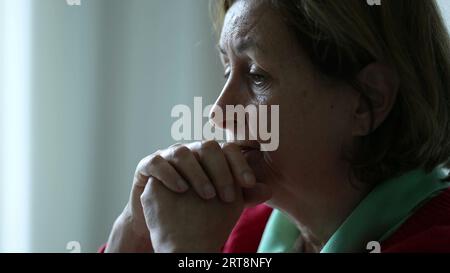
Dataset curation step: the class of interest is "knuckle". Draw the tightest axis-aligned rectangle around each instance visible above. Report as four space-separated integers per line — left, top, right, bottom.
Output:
171 145 191 161
136 154 154 174
147 154 164 167
138 149 163 168
222 142 239 153
137 155 150 169
200 140 221 153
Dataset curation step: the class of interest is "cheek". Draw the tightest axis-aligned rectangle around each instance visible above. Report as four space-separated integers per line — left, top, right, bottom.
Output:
267 86 354 175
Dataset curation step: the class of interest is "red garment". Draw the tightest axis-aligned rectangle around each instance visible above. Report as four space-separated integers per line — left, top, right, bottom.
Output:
223 188 450 253
99 205 272 253
100 188 450 253
222 205 273 253
382 188 450 252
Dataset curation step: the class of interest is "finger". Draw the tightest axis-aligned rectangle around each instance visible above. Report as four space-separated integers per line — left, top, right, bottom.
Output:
198 140 236 203
222 142 256 188
164 145 216 200
242 183 272 208
136 154 189 193
140 176 156 207
140 176 161 230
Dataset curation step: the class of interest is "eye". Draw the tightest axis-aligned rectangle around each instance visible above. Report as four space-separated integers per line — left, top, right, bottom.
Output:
247 71 271 92
247 65 270 91
248 73 266 87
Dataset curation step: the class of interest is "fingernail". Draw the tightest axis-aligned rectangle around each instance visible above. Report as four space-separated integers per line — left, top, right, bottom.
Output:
223 186 235 202
203 184 216 199
242 171 256 187
177 179 189 191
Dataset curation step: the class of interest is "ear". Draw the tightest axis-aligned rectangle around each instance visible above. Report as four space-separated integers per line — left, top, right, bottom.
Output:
352 62 399 136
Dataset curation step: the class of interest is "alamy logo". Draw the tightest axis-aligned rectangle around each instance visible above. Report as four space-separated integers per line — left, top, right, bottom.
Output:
366 241 381 253
66 241 81 253
66 0 81 6
171 97 280 151
367 0 381 6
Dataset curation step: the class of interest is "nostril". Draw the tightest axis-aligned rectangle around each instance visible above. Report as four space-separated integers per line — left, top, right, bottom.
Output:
209 105 227 129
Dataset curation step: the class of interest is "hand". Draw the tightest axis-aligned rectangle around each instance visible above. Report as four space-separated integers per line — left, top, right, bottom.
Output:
141 176 244 252
136 141 272 206
137 140 271 252
105 140 272 252
104 173 154 252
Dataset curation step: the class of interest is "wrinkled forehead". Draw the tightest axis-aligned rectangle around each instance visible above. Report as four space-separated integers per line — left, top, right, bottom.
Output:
219 0 304 67
219 0 273 50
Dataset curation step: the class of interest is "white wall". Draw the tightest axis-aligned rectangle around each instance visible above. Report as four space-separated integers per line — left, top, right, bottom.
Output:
438 0 450 26
0 0 32 252
2 0 222 252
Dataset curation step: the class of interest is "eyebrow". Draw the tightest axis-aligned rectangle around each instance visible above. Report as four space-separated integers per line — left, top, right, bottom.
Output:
217 38 262 56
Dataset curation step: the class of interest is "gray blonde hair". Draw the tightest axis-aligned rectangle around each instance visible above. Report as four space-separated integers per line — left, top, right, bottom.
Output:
212 0 450 184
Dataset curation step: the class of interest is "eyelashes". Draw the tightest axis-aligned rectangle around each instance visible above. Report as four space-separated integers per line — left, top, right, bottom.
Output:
247 73 268 89
223 68 271 91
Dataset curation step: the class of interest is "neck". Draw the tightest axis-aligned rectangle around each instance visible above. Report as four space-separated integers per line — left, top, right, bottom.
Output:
268 168 373 252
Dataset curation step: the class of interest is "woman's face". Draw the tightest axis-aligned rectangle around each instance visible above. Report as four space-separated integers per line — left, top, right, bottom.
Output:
214 0 359 206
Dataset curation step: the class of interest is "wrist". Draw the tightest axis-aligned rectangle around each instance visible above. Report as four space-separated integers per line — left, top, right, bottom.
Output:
105 213 152 253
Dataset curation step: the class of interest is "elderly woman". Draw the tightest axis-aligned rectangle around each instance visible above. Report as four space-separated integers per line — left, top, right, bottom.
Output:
105 0 450 253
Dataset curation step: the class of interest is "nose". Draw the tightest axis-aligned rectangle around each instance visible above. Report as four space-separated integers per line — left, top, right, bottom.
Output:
209 74 246 131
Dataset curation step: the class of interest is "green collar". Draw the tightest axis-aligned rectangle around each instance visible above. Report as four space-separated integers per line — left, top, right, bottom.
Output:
257 168 450 253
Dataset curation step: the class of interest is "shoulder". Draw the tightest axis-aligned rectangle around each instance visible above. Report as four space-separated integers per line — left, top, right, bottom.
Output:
382 187 450 252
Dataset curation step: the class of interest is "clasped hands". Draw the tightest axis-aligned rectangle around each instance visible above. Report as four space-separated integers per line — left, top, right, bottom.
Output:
107 140 272 253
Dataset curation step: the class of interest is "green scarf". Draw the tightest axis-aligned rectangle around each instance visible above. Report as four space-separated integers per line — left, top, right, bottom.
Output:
257 168 450 253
